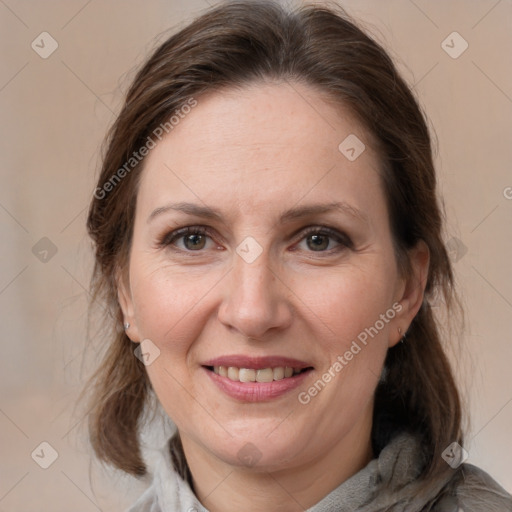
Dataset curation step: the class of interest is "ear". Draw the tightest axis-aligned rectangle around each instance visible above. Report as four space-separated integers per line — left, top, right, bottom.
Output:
389 239 430 347
116 266 141 343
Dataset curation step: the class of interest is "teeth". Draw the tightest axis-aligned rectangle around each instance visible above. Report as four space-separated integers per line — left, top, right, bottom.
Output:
273 367 284 380
227 367 239 381
239 368 256 382
212 365 305 383
256 368 274 383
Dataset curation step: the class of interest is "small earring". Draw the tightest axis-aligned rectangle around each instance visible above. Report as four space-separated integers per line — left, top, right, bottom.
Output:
398 327 406 344
124 322 130 330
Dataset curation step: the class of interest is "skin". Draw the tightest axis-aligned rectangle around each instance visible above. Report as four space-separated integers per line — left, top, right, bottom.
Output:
119 81 429 512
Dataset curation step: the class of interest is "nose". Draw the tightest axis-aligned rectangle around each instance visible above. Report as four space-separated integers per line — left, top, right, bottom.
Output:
217 249 293 340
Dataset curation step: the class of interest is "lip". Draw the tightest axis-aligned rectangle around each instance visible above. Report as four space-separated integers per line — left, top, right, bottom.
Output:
201 355 314 403
202 355 312 370
204 366 313 402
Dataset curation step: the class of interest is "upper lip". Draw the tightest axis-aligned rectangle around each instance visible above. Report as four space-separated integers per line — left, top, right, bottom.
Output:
202 355 313 370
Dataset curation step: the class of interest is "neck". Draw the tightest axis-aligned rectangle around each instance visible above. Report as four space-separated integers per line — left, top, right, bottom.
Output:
180 409 374 512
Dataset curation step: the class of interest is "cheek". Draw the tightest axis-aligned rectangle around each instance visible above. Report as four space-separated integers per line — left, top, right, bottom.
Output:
130 263 218 350
128 262 220 429
292 263 396 349
293 269 394 427
292 263 395 410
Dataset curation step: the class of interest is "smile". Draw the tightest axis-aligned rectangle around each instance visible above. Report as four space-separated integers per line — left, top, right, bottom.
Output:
202 356 314 402
209 365 308 382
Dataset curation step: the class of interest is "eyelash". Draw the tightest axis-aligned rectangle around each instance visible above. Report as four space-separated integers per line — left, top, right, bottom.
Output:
160 226 214 251
159 225 353 255
294 226 353 251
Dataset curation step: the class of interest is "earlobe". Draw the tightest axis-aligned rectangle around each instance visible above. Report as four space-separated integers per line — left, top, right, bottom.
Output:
390 240 430 347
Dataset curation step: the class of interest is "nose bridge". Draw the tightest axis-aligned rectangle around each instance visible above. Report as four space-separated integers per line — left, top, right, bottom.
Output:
218 247 291 338
232 250 276 314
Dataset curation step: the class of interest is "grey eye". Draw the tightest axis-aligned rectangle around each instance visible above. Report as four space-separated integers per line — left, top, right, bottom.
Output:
183 233 207 250
306 234 331 251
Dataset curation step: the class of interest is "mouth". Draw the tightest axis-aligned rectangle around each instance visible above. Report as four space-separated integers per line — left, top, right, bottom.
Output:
204 365 311 382
201 356 314 402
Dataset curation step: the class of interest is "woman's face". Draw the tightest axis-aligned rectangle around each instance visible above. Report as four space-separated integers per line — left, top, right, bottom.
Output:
120 82 425 472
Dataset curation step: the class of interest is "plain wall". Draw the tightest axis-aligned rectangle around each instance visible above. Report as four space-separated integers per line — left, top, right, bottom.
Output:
1 0 511 510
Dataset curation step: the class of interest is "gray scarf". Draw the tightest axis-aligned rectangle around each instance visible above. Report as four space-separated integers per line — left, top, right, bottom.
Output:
127 432 512 512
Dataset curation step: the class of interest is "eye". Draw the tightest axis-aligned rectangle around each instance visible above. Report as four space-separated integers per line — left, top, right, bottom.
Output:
294 226 352 253
161 226 217 251
182 232 208 250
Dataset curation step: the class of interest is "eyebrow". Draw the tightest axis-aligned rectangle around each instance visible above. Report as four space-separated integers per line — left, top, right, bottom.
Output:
147 201 368 225
148 202 224 224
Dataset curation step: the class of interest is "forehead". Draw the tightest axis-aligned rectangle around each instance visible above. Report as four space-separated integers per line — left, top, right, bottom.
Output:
136 82 386 223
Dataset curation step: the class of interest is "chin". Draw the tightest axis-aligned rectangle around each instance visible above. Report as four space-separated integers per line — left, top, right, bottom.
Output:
215 440 300 471
193 418 317 471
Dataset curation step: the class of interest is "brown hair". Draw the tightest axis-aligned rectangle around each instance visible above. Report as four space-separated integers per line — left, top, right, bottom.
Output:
85 0 463 486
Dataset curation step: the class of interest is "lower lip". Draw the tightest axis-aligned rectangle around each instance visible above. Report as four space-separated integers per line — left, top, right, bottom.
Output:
203 367 312 402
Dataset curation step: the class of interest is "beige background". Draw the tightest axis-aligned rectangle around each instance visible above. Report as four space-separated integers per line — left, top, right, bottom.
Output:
1 0 511 510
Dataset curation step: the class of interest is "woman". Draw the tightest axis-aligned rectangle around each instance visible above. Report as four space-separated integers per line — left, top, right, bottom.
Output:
85 1 512 510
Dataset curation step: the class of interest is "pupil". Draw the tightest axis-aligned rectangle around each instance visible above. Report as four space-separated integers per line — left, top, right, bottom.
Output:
308 234 328 251
186 234 205 250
